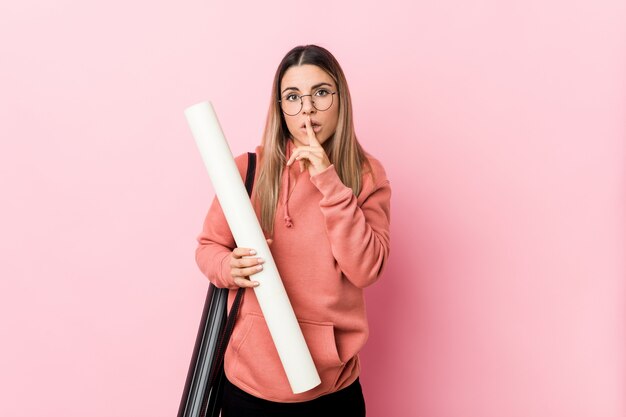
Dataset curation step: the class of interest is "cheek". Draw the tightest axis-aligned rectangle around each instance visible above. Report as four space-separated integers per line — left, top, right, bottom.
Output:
284 117 299 137
327 108 340 133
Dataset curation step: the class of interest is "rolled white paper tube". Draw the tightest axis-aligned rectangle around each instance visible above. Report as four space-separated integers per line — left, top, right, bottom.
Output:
184 101 321 394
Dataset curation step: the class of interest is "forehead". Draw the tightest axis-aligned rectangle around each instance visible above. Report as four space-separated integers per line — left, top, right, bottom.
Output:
280 64 335 90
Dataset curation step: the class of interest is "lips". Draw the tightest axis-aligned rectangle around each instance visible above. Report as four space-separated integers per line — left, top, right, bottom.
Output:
301 124 322 135
301 120 321 129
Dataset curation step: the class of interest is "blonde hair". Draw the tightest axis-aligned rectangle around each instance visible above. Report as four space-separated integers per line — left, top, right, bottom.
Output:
256 45 370 235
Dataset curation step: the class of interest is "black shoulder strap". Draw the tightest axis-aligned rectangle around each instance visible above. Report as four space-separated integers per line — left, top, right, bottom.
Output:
244 152 256 197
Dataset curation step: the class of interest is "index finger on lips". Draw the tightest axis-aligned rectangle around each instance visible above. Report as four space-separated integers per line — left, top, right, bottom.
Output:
305 115 321 147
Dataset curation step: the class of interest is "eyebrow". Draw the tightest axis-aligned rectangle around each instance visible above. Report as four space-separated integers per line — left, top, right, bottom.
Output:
281 82 333 95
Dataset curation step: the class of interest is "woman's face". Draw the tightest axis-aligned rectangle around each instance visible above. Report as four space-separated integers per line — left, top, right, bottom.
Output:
279 64 339 148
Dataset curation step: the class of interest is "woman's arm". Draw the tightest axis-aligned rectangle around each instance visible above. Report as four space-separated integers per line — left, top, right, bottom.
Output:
195 153 258 289
195 197 240 289
310 159 391 288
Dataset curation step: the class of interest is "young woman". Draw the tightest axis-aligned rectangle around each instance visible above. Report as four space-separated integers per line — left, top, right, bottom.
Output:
195 44 391 417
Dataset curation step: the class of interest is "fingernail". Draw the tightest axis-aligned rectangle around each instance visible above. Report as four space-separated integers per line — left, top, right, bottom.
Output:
257 258 265 263
249 249 256 255
256 265 263 270
254 282 260 287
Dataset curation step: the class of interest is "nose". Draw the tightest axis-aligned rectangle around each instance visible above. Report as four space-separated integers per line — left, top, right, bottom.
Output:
301 95 316 115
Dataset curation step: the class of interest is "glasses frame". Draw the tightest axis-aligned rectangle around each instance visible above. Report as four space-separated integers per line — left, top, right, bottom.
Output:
278 91 337 116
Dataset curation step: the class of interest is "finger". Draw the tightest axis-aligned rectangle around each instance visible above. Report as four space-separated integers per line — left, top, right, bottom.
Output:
233 263 264 277
295 148 325 162
266 238 273 246
287 148 304 166
233 257 264 269
232 247 256 258
305 115 321 147
234 277 260 288
286 149 299 166
287 148 312 167
294 149 314 173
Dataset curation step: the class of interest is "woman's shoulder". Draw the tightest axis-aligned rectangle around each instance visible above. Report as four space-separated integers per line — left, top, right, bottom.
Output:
235 146 263 178
362 151 390 189
233 146 264 174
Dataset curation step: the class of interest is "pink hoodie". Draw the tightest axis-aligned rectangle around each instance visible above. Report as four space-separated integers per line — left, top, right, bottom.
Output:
195 140 391 402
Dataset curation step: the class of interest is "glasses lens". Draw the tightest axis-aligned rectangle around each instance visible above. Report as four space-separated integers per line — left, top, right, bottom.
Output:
281 96 302 116
313 92 333 111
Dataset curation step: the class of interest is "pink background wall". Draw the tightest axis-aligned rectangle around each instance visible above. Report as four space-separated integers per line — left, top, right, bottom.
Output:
1 1 624 416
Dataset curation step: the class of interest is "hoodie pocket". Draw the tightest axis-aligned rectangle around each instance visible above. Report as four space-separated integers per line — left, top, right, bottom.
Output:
228 312 345 400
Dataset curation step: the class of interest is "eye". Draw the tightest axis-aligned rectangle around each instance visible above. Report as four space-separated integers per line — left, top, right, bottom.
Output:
314 89 330 97
285 93 299 102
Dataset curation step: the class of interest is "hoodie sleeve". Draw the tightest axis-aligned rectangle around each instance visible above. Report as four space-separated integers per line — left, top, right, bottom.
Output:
194 153 250 290
309 158 391 288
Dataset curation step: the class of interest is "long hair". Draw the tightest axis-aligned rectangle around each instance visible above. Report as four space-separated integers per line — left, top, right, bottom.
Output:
256 45 369 235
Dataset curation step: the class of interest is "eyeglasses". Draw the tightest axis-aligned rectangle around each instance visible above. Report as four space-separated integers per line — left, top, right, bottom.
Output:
278 89 337 116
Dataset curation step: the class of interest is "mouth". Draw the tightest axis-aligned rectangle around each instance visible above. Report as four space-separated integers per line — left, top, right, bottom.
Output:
301 125 322 135
301 120 321 129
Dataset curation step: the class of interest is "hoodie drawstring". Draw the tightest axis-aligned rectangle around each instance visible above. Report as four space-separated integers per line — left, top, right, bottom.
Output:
283 141 294 228
282 166 293 228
